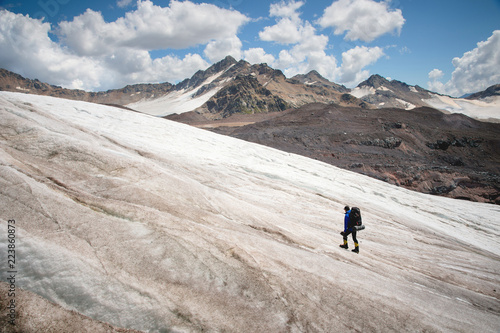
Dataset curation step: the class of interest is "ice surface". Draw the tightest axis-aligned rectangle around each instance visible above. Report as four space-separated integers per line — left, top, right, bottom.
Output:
0 91 499 332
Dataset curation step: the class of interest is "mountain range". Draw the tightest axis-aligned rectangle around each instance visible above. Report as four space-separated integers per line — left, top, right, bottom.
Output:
1 57 499 203
2 56 499 120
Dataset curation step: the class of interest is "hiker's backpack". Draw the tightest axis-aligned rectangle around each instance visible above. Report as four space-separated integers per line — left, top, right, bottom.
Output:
350 207 362 226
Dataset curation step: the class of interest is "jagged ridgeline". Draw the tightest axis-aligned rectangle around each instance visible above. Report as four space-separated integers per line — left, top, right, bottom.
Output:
1 55 499 120
0 56 366 118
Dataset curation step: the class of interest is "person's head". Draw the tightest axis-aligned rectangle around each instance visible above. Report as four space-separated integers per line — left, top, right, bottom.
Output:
344 206 350 212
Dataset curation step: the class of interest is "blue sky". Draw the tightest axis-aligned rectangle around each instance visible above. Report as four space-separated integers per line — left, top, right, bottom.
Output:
1 0 499 96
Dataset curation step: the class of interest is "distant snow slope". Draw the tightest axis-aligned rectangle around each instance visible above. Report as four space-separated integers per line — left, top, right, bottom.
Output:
127 71 230 117
1 91 499 332
425 94 500 121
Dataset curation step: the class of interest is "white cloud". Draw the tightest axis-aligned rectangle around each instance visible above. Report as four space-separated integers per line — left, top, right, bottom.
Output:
257 1 384 85
269 0 304 20
135 53 209 84
259 1 305 44
318 0 405 42
275 24 340 79
243 48 276 65
0 1 248 91
427 30 500 96
259 18 303 44
58 0 249 54
117 0 134 8
258 1 340 80
428 69 444 80
339 46 385 86
0 9 102 90
204 36 242 63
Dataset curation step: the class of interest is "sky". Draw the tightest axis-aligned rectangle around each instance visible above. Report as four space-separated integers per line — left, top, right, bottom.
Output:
0 0 499 96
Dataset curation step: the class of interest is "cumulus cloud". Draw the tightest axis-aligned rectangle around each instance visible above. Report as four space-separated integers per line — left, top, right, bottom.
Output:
257 1 339 80
428 69 444 80
339 46 385 86
259 0 305 44
243 48 276 65
318 0 405 42
427 30 500 96
256 0 385 85
0 9 102 90
58 0 249 54
204 36 243 63
259 18 304 44
0 1 248 90
269 0 304 19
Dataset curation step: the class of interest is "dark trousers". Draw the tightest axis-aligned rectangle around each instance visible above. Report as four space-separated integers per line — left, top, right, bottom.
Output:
343 229 358 245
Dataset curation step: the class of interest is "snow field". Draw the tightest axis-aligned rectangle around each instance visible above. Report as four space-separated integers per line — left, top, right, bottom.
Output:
127 70 232 117
425 94 500 121
0 91 499 332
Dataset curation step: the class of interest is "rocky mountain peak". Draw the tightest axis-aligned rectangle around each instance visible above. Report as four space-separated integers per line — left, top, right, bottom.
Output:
176 56 240 91
199 73 290 118
466 84 500 100
358 74 390 88
353 74 435 110
290 70 348 93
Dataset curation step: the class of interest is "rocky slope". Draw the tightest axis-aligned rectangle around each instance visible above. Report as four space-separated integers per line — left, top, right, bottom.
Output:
350 74 434 109
207 103 500 204
202 74 290 118
467 83 500 100
0 68 174 106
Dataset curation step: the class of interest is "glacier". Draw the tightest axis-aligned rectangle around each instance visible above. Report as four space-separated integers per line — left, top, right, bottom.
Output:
0 91 499 332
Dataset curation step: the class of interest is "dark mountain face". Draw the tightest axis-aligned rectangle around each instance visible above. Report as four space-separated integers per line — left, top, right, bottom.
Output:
466 84 500 100
208 103 500 204
358 74 389 89
176 55 239 91
204 75 290 118
354 74 435 109
289 70 349 92
0 68 175 105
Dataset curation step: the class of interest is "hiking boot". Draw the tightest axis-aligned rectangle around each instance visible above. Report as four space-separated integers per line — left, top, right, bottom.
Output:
352 247 359 253
339 244 348 249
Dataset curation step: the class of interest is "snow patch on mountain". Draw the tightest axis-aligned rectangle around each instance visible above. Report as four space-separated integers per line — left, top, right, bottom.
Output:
425 94 500 121
377 85 393 92
127 71 231 116
350 86 376 98
395 98 416 110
